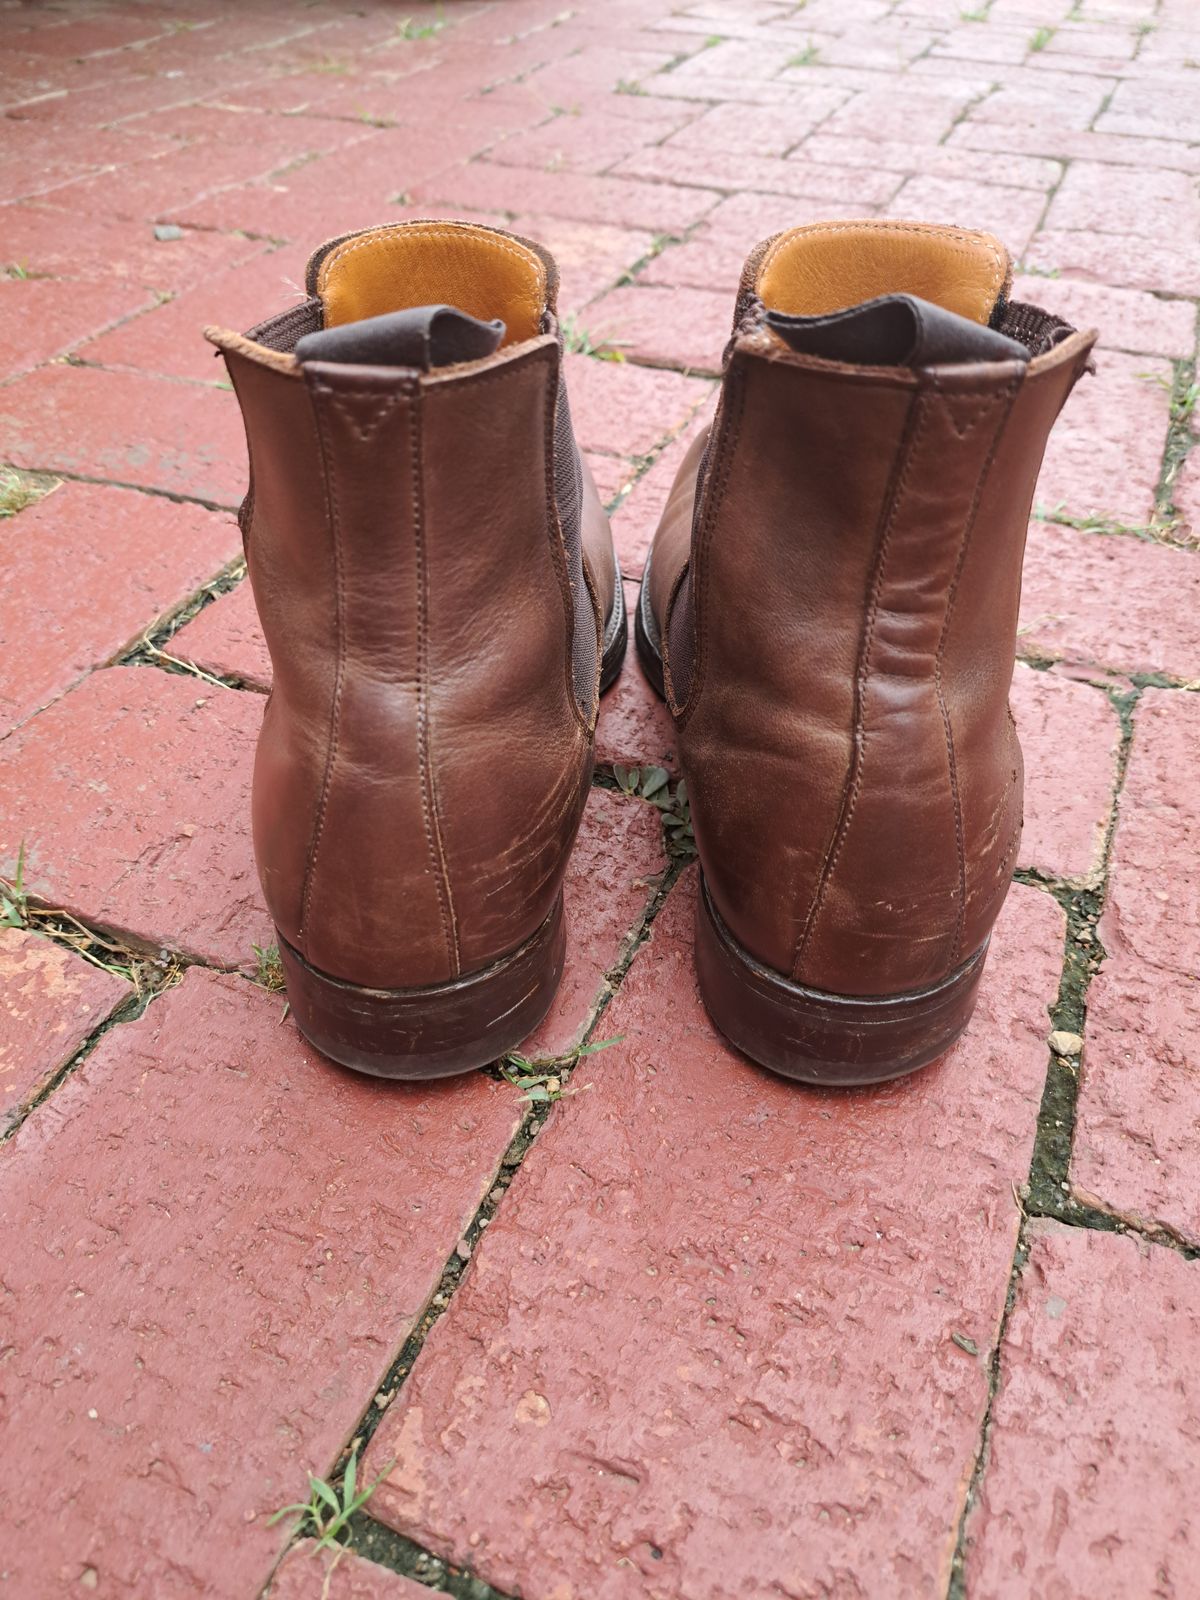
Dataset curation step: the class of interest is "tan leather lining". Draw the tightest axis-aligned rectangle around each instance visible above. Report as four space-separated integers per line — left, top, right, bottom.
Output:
314 221 546 344
757 221 1011 326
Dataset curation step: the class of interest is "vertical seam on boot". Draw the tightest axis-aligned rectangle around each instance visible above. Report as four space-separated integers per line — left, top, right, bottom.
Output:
299 381 350 949
791 387 927 981
935 370 1024 966
411 387 461 977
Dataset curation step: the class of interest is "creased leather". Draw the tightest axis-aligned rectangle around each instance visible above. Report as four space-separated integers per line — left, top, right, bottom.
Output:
644 235 1095 999
214 222 620 992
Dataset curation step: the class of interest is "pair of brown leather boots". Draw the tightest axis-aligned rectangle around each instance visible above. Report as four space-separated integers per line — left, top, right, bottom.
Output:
210 218 1093 1087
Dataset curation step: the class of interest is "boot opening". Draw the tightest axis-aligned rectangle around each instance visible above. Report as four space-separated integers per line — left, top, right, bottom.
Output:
310 220 548 345
756 219 1011 326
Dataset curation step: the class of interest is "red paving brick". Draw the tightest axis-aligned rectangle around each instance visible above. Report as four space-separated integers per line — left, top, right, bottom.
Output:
564 355 712 462
364 872 1065 1600
0 364 246 507
0 926 128 1128
1009 665 1120 889
0 275 157 383
522 788 666 1060
0 966 521 1600
583 283 732 374
0 482 240 735
0 668 270 970
1034 351 1173 529
1071 690 1200 1245
966 1222 1200 1600
173 582 272 691
596 603 679 772
609 413 712 579
268 1545 432 1600
1019 521 1200 683
80 248 311 384
1 202 264 294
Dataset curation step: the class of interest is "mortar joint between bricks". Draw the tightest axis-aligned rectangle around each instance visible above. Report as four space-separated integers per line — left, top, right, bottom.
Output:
275 851 684 1578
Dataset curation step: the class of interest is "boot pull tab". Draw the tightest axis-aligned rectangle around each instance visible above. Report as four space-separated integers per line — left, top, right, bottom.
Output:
294 305 505 370
764 294 1030 369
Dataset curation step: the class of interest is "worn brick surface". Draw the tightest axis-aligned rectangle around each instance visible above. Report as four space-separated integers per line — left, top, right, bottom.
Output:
0 927 129 1128
80 248 310 384
172 582 272 690
1034 351 1173 528
0 483 239 735
582 283 732 375
0 668 269 969
564 355 712 463
269 1545 432 1600
0 365 245 508
364 873 1065 1600
522 789 667 1060
609 413 711 579
0 967 521 1600
966 1222 1200 1600
1019 520 1200 682
1072 690 1200 1244
1010 273 1196 361
0 275 157 383
1 202 263 294
1010 664 1120 888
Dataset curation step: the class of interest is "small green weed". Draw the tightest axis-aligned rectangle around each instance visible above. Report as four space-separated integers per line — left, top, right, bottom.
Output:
269 1450 390 1551
787 42 820 66
560 314 627 362
613 765 695 859
1028 25 1055 51
500 1036 624 1103
1 842 28 928
615 78 648 95
396 6 446 40
252 943 286 992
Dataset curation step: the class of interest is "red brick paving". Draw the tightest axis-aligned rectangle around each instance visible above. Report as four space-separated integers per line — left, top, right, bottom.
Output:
0 926 128 1128
1071 690 1200 1246
0 482 240 735
965 1222 1200 1599
2 0 1198 1593
364 873 1065 1600
0 968 522 1600
269 1545 433 1600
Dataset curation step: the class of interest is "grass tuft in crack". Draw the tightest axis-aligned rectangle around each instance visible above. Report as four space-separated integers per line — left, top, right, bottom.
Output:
0 467 60 518
270 1448 392 1552
0 841 182 995
499 1035 623 1104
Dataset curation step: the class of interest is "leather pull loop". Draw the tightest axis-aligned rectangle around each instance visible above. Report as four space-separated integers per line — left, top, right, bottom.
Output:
765 294 1030 369
295 305 506 370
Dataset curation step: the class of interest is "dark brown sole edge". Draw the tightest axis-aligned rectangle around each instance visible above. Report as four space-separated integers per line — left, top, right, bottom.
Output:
695 878 989 1087
277 896 566 1080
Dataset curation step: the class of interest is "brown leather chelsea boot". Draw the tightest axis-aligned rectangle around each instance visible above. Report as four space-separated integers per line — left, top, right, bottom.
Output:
636 220 1095 1086
207 220 625 1079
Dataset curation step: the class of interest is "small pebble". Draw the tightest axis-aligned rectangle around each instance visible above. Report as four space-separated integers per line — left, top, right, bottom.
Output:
1049 1030 1083 1057
154 223 184 241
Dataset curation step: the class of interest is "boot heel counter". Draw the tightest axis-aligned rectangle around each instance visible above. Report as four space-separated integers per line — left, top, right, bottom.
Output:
678 333 1090 999
231 338 591 991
